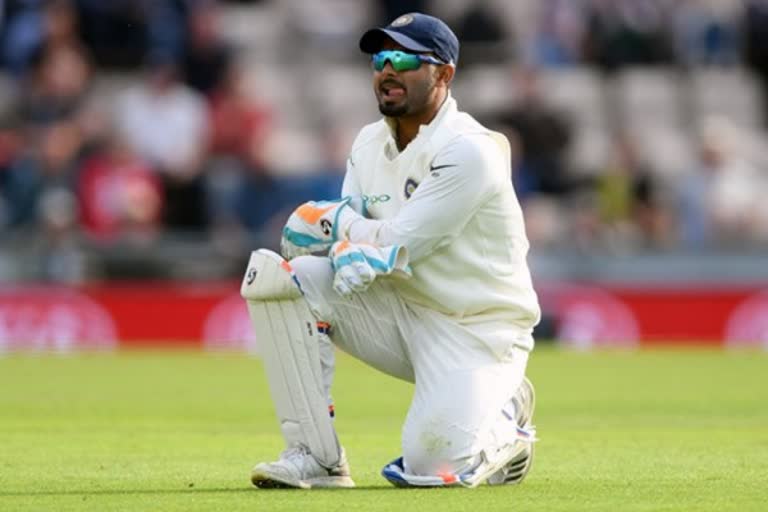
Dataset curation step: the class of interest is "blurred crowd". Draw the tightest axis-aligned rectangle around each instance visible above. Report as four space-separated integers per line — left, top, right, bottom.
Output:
1 0 768 283
0 0 332 253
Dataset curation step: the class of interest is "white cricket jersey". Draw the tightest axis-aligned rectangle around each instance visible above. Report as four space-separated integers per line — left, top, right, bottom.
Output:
341 94 540 349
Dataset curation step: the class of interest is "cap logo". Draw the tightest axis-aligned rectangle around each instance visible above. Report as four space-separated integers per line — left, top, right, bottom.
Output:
391 14 413 27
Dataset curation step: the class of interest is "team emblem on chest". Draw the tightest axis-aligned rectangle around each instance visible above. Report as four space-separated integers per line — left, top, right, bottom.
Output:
404 178 419 199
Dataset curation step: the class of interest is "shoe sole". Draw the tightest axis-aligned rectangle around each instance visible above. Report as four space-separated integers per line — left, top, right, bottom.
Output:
252 475 304 489
500 443 534 485
251 471 355 489
509 377 536 485
488 377 536 486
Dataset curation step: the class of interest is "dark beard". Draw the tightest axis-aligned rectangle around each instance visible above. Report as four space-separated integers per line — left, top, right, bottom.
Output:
377 74 435 118
378 101 409 117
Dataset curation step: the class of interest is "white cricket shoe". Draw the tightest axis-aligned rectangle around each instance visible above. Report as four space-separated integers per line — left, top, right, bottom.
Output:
487 376 536 486
250 445 355 489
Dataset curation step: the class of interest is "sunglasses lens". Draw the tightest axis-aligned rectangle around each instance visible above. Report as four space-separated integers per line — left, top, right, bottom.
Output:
372 51 421 72
372 52 387 71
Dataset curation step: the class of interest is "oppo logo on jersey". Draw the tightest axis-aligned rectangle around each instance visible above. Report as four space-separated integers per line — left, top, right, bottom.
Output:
363 194 391 205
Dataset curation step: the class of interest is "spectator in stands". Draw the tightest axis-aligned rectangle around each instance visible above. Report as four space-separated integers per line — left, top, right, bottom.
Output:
76 132 163 243
76 0 150 68
0 130 24 228
492 67 573 200
181 0 234 97
677 117 768 247
529 0 587 68
77 0 196 69
114 52 209 230
2 0 85 76
145 0 190 63
583 0 673 71
595 132 670 247
39 0 81 53
2 0 46 75
672 0 741 67
8 0 93 149
743 0 768 126
206 61 273 228
17 41 91 127
207 64 271 167
2 119 82 227
453 1 511 66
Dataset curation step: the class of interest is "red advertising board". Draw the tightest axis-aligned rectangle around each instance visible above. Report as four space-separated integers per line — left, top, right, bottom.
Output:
1 282 767 350
536 283 768 348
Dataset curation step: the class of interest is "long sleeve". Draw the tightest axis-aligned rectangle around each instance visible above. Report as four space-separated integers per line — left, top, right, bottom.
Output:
347 134 506 263
335 102 539 335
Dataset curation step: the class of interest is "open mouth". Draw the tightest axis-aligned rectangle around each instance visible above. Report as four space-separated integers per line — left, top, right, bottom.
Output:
380 81 406 101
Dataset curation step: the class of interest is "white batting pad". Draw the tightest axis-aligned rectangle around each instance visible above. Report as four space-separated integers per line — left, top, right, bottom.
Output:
241 249 341 468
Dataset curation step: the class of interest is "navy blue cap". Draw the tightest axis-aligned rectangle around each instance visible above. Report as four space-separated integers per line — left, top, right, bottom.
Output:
359 12 459 65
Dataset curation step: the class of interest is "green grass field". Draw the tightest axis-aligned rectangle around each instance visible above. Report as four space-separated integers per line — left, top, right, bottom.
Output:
1 347 766 511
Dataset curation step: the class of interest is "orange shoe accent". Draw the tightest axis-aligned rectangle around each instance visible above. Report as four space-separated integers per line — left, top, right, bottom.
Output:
438 472 457 484
296 203 335 224
280 260 293 273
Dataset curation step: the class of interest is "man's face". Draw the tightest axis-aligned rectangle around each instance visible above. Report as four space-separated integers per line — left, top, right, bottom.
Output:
373 40 439 118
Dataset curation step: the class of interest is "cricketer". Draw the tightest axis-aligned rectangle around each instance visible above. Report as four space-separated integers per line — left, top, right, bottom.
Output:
241 12 540 489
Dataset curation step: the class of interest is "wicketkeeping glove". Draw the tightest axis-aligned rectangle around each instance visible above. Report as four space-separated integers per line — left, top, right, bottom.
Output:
329 241 412 297
281 197 363 260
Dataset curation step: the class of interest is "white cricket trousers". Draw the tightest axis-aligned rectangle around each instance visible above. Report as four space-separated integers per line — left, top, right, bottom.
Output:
290 255 532 476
